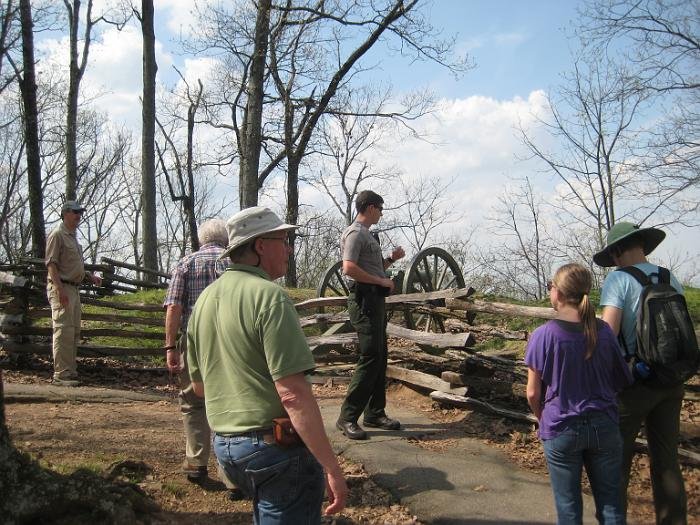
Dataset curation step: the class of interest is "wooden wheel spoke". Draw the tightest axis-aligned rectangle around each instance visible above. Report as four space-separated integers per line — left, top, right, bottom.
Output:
436 264 449 290
335 272 349 294
403 247 466 334
325 283 343 296
419 258 434 292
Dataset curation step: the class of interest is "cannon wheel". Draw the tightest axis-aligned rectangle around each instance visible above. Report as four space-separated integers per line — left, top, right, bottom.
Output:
402 247 465 332
316 260 349 300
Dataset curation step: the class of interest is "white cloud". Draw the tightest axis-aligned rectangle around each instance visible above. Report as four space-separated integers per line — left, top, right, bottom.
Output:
368 91 550 226
494 32 528 46
156 0 217 36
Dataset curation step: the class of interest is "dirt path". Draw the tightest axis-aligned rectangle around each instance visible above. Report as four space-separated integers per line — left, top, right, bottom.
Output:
3 356 699 524
5 384 420 524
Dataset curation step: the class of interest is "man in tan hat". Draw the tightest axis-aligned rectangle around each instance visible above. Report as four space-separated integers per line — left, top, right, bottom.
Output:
595 221 687 524
45 200 101 386
187 206 347 522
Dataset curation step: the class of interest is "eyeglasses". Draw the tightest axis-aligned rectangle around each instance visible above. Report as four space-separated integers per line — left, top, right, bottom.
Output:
259 236 291 247
67 209 83 216
546 280 555 291
373 204 383 212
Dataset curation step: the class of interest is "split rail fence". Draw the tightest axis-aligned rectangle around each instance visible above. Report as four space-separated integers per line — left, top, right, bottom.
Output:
1 262 699 466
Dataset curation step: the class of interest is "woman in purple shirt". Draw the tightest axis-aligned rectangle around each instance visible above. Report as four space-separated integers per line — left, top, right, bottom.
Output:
526 263 632 525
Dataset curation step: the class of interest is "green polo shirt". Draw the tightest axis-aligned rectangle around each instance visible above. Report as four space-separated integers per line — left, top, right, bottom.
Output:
187 264 315 433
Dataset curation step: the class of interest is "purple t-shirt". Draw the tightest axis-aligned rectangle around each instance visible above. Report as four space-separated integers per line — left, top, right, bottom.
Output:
525 319 633 440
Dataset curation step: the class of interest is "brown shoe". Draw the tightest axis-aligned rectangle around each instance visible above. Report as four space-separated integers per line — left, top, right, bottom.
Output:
53 377 80 387
182 460 207 481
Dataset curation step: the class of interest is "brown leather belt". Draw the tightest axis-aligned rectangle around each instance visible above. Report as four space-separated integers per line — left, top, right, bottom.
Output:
48 278 82 287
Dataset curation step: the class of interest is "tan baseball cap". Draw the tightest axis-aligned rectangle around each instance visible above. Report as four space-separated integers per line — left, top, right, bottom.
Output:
62 200 86 213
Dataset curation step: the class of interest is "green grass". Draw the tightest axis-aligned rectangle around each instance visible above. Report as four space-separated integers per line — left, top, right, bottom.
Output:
285 287 316 302
470 286 700 356
48 460 104 476
162 481 187 499
684 286 700 324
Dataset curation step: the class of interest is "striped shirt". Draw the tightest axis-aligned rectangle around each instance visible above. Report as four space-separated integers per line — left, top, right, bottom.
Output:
163 243 231 327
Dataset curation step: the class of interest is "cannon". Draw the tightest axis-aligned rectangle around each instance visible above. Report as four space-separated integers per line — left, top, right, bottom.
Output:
316 246 465 333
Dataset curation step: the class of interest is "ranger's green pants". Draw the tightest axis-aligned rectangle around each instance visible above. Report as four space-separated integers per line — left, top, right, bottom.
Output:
340 288 388 423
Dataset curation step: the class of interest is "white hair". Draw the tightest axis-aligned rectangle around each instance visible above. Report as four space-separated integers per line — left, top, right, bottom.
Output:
198 219 228 247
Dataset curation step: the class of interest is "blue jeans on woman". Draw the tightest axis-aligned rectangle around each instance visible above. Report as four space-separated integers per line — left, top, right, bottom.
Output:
213 432 325 524
542 411 625 525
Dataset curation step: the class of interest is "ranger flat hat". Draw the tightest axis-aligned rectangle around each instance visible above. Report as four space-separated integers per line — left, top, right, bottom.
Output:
219 206 298 260
593 221 666 267
62 200 86 213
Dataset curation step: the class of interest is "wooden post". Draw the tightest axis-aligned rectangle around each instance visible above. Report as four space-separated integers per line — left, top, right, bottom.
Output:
100 258 116 296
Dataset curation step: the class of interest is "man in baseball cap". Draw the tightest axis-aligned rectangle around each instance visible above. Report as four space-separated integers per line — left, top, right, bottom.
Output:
187 207 347 521
45 200 101 386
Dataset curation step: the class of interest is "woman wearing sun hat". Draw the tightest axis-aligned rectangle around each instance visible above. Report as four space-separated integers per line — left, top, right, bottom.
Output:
595 221 687 525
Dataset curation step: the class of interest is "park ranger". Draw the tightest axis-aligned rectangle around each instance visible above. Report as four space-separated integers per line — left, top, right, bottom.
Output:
45 200 101 386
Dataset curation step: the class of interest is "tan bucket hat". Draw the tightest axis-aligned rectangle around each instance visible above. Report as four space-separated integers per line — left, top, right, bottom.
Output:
218 207 298 260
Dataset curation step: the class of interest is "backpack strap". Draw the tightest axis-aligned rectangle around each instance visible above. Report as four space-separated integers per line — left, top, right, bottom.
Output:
613 266 650 361
657 266 671 285
615 266 651 286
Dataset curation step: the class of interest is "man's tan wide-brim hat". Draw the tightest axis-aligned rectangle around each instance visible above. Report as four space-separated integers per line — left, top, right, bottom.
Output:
593 221 665 267
218 206 298 260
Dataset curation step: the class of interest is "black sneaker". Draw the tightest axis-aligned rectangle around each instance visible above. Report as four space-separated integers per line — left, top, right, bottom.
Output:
363 415 401 430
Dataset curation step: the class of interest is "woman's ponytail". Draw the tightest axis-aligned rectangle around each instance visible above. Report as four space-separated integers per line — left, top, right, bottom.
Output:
553 263 597 359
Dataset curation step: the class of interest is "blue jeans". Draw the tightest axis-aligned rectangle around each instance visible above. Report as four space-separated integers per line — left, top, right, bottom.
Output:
542 411 625 525
213 432 325 525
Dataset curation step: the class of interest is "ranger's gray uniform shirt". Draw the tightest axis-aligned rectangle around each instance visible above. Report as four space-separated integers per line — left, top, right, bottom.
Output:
341 222 385 283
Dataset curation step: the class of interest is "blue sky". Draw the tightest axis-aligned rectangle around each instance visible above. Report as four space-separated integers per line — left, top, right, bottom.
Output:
35 0 698 283
365 1 580 100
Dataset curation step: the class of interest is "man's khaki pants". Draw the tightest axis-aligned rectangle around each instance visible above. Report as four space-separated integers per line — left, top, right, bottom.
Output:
177 335 211 468
47 283 81 379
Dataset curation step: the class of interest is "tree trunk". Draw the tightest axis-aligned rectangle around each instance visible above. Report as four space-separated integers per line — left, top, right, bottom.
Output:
140 0 158 280
285 155 300 286
185 81 201 252
64 0 82 200
239 0 270 209
19 0 45 258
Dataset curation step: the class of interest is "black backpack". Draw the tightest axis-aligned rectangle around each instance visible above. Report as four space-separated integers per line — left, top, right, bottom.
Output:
616 266 699 386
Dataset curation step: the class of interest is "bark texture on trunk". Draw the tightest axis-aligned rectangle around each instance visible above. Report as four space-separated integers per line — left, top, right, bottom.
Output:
19 0 45 258
140 0 159 279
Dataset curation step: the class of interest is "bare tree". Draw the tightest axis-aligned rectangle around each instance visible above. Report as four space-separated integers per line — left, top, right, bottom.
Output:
390 176 463 253
309 85 414 225
18 0 45 257
580 0 700 209
239 0 271 209
62 0 129 200
187 0 469 285
479 178 559 300
137 0 158 277
518 51 698 259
